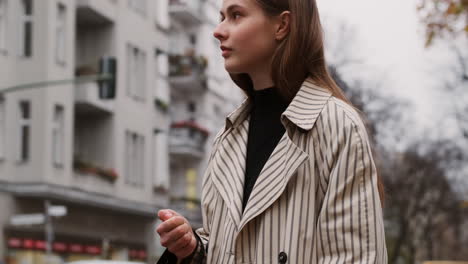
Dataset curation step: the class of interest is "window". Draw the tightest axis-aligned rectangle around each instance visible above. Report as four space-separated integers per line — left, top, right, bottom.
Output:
213 104 221 116
188 101 196 121
0 98 5 159
153 132 169 189
125 131 145 187
0 0 7 53
55 3 66 64
19 0 33 57
155 50 170 104
52 105 64 167
188 102 196 113
189 34 197 45
18 101 30 162
128 0 147 16
156 50 169 77
126 44 146 101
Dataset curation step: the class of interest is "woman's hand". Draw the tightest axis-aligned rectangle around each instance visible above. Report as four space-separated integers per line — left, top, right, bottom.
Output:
156 209 198 259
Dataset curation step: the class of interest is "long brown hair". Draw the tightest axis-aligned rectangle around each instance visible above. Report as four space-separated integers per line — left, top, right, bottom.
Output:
229 0 386 206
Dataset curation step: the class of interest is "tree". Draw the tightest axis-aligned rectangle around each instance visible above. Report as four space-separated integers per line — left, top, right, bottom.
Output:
383 141 466 263
442 41 468 141
417 0 468 47
325 12 468 264
328 35 466 264
417 0 468 150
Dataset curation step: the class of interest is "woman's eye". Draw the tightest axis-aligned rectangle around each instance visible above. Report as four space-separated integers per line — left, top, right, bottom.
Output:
218 12 241 22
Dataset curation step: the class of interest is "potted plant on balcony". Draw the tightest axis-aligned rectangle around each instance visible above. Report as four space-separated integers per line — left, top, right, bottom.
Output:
73 157 98 174
96 168 119 182
169 55 189 76
169 49 209 77
154 97 169 112
196 55 208 70
171 120 210 137
73 156 119 182
75 65 98 77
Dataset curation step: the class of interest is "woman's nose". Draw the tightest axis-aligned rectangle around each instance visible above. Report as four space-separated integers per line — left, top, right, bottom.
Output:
213 23 227 41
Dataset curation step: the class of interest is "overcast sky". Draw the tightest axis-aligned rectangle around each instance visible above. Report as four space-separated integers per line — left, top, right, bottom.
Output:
316 0 451 134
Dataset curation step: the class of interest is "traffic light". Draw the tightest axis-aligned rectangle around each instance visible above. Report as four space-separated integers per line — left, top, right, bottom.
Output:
98 57 117 99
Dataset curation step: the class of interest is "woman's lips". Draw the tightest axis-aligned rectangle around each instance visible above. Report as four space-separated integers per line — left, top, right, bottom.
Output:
222 49 232 57
221 46 233 57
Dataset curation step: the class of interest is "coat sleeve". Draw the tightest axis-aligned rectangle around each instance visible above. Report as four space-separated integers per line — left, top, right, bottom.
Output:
314 115 387 263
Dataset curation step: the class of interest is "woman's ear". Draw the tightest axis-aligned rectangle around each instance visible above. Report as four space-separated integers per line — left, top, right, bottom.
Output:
275 11 291 41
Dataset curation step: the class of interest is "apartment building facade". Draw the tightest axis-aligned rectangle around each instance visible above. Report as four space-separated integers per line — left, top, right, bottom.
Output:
0 0 243 263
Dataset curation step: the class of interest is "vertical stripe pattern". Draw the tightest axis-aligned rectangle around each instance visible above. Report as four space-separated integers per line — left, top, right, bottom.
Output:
190 78 387 264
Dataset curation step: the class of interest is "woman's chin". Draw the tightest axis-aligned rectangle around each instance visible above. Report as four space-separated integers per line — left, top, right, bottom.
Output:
224 61 244 74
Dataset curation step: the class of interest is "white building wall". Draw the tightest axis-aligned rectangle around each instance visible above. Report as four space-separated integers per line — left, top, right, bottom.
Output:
0 0 175 207
44 0 76 187
0 0 244 257
0 0 50 184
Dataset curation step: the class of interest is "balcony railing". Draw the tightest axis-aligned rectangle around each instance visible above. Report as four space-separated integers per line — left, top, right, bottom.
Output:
168 53 208 94
74 66 114 115
72 157 117 195
169 121 209 159
76 0 115 26
169 0 203 25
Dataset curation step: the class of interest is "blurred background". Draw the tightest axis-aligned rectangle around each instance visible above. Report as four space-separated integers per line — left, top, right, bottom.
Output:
0 0 466 264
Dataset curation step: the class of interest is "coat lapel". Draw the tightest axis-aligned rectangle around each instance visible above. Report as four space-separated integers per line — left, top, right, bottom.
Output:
211 99 251 231
238 130 308 231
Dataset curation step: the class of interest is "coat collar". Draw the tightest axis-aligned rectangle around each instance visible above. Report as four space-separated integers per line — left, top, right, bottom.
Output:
225 77 332 133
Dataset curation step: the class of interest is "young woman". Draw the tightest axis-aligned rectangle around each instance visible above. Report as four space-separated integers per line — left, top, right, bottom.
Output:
156 0 388 263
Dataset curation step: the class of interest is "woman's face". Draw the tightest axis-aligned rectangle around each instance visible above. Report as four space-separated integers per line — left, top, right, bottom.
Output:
213 0 279 74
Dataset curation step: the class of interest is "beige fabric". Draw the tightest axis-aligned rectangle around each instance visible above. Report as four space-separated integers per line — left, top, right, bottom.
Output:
193 78 388 263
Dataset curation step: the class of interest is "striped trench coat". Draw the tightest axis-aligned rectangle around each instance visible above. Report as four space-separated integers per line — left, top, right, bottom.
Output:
187 78 387 263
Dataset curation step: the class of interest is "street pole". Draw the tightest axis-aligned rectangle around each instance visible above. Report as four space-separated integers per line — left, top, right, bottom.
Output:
45 200 54 262
0 74 112 94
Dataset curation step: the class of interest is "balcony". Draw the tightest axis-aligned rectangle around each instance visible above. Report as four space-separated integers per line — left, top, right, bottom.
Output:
74 82 114 116
76 0 116 26
73 114 115 196
169 121 209 159
169 0 203 25
169 53 208 96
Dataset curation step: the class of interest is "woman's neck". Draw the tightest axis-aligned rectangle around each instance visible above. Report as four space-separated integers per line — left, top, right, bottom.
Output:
249 68 274 91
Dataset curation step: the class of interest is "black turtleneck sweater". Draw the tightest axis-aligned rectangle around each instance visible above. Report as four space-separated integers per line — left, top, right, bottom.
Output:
242 87 289 211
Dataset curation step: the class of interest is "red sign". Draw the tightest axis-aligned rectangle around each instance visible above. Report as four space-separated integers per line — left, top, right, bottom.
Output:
129 249 138 258
53 242 67 252
129 249 147 260
34 240 46 250
69 243 84 253
85 245 101 255
7 237 137 258
23 239 34 249
7 238 22 248
138 250 147 259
